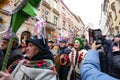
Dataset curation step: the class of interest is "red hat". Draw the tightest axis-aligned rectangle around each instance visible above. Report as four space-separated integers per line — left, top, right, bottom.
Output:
68 43 74 46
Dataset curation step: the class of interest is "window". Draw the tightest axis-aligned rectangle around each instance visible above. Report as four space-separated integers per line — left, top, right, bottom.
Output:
113 9 117 20
63 21 65 27
54 16 58 27
118 0 120 11
42 9 44 19
69 25 71 31
62 7 65 10
45 11 49 21
111 3 117 20
53 1 58 10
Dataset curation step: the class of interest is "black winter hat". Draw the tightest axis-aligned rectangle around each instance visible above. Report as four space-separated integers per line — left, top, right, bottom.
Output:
59 39 67 43
26 35 49 51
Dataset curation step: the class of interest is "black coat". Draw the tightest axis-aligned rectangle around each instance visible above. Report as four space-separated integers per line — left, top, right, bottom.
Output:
104 39 120 78
57 46 71 54
57 46 71 80
111 51 120 79
25 50 54 61
0 48 23 70
0 50 4 70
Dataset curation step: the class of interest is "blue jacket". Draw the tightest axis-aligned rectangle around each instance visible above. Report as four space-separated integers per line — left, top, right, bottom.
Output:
80 50 118 80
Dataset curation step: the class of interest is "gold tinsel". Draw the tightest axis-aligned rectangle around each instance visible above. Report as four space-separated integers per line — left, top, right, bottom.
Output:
0 0 9 9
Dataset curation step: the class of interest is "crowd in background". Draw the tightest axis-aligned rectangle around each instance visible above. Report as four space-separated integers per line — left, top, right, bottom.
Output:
0 32 120 80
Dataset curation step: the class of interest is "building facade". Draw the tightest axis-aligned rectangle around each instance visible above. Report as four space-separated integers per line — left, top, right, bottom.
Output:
103 0 120 38
0 0 86 43
59 0 86 42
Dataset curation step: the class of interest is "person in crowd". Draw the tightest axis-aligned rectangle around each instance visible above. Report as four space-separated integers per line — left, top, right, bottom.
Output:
57 39 71 55
18 43 27 55
94 35 109 73
0 35 57 80
67 37 87 80
97 45 108 73
0 49 3 70
0 36 23 70
103 34 120 78
111 42 120 78
68 43 74 50
80 41 118 80
83 38 90 50
55 39 71 80
0 40 2 49
48 40 57 56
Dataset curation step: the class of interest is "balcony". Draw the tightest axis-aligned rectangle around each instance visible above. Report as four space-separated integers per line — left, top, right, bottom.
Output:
42 0 51 10
53 8 60 16
45 21 56 30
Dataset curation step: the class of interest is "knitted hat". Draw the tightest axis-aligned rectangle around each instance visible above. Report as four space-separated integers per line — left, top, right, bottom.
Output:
59 39 67 43
74 37 84 49
68 43 74 46
26 35 49 51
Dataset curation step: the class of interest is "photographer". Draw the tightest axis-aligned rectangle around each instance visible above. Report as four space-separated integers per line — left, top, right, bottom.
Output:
92 29 108 73
80 41 118 80
111 42 120 78
103 34 120 78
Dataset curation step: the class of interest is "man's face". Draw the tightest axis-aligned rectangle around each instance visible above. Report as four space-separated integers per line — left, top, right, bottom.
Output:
74 40 81 49
0 40 9 50
26 42 41 59
114 37 120 43
48 42 53 47
60 42 66 48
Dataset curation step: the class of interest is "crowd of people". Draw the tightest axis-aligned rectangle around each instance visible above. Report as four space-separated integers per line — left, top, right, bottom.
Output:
0 33 120 80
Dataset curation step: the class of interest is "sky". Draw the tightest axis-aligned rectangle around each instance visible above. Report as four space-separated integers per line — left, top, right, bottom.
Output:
63 0 104 29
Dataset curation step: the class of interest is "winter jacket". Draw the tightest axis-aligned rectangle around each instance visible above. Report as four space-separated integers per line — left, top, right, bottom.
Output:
80 50 118 80
104 39 120 78
57 46 71 80
0 50 4 70
57 46 71 54
112 51 120 79
9 51 57 80
0 48 23 70
67 48 87 80
11 59 57 80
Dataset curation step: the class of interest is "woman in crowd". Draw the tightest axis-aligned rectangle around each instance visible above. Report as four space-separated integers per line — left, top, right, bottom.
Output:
67 37 87 80
0 35 57 80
